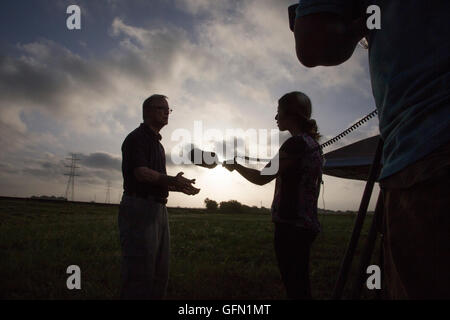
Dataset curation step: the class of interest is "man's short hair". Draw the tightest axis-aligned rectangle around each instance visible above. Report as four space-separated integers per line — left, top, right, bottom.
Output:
143 94 168 119
143 94 168 110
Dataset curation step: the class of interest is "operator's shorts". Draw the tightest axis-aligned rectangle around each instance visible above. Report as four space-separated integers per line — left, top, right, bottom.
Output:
380 141 450 299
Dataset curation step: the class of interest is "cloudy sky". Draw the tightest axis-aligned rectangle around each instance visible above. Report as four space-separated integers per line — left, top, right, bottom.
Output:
0 0 380 210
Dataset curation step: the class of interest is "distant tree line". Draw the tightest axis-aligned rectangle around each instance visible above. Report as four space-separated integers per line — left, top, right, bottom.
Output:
204 198 270 214
203 198 364 215
31 195 67 201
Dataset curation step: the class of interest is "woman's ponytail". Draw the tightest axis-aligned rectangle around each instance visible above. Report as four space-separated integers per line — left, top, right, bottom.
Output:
303 118 321 142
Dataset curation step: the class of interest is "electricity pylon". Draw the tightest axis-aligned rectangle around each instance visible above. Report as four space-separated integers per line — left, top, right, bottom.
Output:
64 153 80 201
105 180 111 204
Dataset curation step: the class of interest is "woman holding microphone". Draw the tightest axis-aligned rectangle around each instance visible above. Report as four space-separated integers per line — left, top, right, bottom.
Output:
223 91 323 299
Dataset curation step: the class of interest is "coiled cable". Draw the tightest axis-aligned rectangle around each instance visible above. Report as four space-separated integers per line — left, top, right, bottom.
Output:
236 108 378 161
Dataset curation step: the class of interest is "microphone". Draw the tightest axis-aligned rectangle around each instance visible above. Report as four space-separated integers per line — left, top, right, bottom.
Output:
189 148 219 169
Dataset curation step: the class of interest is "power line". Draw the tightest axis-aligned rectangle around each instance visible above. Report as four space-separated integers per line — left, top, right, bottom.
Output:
64 153 80 201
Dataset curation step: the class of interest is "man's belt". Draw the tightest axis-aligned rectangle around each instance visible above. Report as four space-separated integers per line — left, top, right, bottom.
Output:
124 192 167 205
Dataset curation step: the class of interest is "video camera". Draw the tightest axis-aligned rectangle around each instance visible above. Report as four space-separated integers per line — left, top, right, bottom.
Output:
288 4 299 32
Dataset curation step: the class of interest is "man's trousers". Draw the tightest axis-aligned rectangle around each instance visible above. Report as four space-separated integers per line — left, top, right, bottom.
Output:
118 195 170 299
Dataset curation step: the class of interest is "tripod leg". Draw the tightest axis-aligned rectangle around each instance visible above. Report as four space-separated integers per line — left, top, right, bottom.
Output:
331 138 383 299
376 233 384 300
351 191 383 299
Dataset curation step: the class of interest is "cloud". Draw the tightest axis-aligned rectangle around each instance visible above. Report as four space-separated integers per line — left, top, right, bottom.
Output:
0 1 371 152
174 0 237 16
79 152 121 171
0 151 122 188
0 0 376 209
0 162 20 175
22 159 65 178
0 41 107 115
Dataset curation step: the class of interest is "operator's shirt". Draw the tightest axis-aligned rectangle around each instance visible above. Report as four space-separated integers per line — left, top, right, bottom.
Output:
296 0 450 180
121 123 168 199
271 133 322 233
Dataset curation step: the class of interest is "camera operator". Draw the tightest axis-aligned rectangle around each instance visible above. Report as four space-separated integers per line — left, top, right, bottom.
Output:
290 1 450 299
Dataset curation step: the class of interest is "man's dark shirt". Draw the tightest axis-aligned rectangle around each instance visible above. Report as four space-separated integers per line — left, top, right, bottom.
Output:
121 123 169 199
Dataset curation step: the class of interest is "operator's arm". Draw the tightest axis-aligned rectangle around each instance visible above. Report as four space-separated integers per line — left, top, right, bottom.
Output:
294 8 366 67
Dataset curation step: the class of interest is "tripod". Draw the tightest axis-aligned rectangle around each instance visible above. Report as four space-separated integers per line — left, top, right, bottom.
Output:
332 137 384 299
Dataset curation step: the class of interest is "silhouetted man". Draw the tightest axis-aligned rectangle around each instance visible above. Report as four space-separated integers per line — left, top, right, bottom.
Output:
119 94 200 299
293 1 450 298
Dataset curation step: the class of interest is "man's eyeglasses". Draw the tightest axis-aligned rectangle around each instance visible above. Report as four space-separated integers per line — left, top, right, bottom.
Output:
155 106 173 114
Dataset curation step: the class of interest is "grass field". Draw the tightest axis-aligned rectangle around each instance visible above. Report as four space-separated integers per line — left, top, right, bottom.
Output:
0 198 381 300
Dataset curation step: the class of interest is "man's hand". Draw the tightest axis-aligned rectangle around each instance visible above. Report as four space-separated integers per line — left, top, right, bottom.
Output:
174 172 200 195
